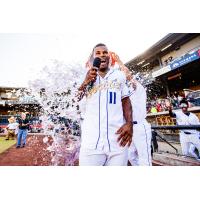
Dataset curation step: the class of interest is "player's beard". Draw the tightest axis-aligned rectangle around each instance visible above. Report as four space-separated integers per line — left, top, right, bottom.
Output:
182 107 188 113
98 56 110 73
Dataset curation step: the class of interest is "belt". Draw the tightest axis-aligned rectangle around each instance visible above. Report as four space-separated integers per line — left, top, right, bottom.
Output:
183 132 192 135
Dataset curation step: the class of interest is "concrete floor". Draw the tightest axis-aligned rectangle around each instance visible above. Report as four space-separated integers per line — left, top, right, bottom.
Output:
157 141 182 154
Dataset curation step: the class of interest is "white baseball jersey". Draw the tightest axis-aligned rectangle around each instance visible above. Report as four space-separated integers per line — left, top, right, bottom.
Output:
128 81 152 166
174 111 200 134
80 68 130 152
129 81 147 123
174 111 200 157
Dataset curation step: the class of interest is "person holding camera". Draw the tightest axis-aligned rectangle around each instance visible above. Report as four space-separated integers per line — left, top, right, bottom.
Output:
16 112 30 148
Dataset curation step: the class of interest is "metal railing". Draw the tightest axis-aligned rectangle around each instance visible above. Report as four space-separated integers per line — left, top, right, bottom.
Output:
151 125 200 130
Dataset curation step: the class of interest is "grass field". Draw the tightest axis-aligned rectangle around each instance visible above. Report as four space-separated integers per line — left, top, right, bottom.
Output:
0 137 16 153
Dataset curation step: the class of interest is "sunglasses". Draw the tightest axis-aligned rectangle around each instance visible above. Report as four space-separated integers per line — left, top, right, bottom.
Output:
180 103 188 108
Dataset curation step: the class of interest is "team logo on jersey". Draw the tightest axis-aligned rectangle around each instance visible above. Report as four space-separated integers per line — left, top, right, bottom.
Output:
87 80 121 98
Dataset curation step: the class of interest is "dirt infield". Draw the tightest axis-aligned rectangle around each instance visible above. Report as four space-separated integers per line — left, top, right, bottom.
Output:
0 135 52 166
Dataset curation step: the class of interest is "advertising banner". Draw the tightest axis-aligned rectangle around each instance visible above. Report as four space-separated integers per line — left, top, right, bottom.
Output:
170 51 200 70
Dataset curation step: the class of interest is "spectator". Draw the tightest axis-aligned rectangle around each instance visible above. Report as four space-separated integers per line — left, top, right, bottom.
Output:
16 112 30 148
156 100 162 112
150 104 157 113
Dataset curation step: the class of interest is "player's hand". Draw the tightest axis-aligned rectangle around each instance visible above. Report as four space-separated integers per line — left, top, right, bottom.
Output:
84 68 98 85
116 122 133 147
78 68 98 96
112 53 123 65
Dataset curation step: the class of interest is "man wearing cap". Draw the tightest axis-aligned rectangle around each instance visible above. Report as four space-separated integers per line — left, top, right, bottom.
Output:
168 98 200 159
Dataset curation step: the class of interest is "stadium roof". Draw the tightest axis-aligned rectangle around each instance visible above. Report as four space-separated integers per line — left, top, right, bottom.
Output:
126 33 200 69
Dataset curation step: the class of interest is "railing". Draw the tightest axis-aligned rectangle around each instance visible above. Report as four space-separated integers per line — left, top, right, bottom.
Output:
151 125 200 154
151 125 200 130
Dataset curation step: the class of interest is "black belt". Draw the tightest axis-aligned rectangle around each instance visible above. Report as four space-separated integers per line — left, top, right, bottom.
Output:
184 132 192 135
133 121 138 124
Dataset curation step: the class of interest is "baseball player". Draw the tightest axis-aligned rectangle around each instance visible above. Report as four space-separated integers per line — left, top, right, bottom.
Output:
78 43 133 166
112 54 152 166
168 98 200 159
128 80 152 165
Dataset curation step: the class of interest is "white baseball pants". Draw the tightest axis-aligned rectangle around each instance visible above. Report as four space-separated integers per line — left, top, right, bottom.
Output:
179 132 200 157
128 121 152 166
79 148 128 166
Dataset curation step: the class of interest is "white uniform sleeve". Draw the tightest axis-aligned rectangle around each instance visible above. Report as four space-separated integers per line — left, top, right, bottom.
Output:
192 114 200 124
174 111 181 120
120 73 130 99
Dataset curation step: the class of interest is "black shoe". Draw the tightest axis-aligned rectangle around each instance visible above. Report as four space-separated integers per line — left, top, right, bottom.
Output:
16 146 20 148
5 138 9 140
21 144 25 148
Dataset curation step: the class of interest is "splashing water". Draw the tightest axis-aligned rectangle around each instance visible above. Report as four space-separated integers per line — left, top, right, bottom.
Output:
130 68 165 101
27 60 86 166
11 60 164 165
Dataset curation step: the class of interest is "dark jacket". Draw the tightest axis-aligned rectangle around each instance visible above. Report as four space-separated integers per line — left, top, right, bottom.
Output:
17 118 30 129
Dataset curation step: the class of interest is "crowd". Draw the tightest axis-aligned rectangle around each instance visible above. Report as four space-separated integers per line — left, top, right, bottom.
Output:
147 92 189 113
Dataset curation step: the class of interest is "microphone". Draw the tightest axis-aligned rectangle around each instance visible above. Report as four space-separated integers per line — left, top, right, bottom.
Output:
88 57 101 90
92 57 101 70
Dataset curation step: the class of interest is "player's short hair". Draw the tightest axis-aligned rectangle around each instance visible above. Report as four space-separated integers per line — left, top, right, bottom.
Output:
94 43 106 48
88 43 108 64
